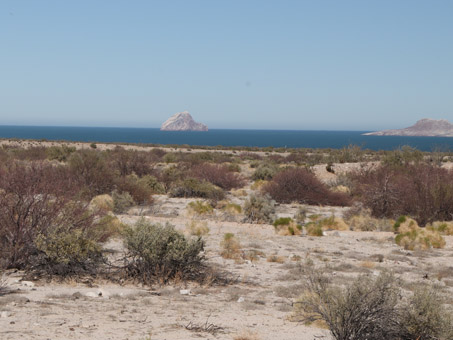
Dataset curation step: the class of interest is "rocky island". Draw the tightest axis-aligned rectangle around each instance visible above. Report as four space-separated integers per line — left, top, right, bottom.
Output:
160 111 208 131
363 118 453 137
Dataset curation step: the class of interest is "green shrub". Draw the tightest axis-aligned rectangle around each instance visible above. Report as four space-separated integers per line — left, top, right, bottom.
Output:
46 145 76 162
401 287 453 340
112 191 135 214
33 226 103 276
169 178 225 202
273 217 293 227
123 219 205 284
243 194 275 224
252 163 279 181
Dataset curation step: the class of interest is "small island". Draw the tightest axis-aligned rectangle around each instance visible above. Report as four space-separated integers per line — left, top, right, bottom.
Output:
160 111 208 131
363 118 453 137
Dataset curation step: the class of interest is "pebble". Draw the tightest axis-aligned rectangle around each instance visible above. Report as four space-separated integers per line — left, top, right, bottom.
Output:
237 297 245 303
179 289 191 295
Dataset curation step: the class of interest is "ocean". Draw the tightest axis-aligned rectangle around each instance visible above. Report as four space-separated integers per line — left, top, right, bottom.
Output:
0 125 452 151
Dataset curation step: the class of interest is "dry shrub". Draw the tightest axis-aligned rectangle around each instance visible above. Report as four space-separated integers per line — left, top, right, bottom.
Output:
305 216 347 236
231 188 247 197
187 200 214 216
346 212 392 232
243 194 275 224
350 163 453 226
0 161 107 272
115 175 154 205
273 217 302 236
220 233 241 260
123 219 206 284
263 167 351 206
108 147 156 177
266 255 286 263
89 194 114 213
68 149 116 199
294 271 401 340
186 220 210 236
250 179 268 190
252 163 279 181
220 202 242 215
190 163 245 190
296 271 453 340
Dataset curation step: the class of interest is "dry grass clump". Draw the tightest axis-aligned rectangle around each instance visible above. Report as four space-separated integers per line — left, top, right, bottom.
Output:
304 215 348 236
220 233 242 260
273 217 302 236
89 194 114 212
218 201 242 214
393 216 446 250
344 205 392 231
250 179 268 190
186 220 210 236
427 221 453 235
266 255 286 263
233 331 261 340
187 200 214 216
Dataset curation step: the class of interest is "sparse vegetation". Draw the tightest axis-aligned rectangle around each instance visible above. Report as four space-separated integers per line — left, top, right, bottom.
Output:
123 219 206 284
243 194 276 224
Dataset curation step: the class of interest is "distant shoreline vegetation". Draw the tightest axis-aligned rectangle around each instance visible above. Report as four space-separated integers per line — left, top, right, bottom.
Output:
0 125 453 151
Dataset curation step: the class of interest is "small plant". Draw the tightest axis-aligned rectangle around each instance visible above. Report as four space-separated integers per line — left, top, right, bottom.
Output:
305 223 323 237
252 163 279 181
170 178 225 202
90 142 97 149
89 194 114 212
273 217 302 236
186 220 210 236
187 200 214 215
395 229 445 250
220 233 241 259
266 255 286 263
243 194 275 224
112 190 135 214
123 219 205 284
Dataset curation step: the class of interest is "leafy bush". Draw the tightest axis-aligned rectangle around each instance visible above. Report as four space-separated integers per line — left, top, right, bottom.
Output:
243 194 275 224
190 163 245 190
123 219 205 284
115 175 153 205
263 167 351 206
395 229 445 250
33 226 104 276
170 178 225 202
46 145 76 162
252 163 279 181
112 190 135 214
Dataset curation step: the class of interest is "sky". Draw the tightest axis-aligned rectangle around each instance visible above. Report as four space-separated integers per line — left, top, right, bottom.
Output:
1 1 452 130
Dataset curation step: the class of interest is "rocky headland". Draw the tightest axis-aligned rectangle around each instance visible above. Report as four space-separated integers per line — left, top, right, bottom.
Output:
364 118 453 137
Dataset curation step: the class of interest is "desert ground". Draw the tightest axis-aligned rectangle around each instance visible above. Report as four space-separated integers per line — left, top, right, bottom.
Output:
1 140 453 340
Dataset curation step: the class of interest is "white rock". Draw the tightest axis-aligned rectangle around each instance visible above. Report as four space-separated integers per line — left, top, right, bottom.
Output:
85 292 99 298
1 311 9 318
237 297 245 303
179 289 191 295
21 281 34 287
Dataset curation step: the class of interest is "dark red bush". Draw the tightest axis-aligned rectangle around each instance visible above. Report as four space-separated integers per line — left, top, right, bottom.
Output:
0 161 104 269
349 164 453 226
189 163 245 190
263 167 351 206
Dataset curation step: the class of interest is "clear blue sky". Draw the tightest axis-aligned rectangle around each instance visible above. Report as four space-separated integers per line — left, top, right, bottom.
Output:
1 0 452 130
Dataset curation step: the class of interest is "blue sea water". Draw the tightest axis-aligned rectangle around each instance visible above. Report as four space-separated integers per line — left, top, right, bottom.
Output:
0 125 452 151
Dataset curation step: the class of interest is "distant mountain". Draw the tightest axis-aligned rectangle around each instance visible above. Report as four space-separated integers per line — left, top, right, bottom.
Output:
363 119 453 137
160 111 208 131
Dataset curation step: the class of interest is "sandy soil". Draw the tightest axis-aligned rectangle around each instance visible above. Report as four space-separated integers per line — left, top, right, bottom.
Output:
2 194 453 340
